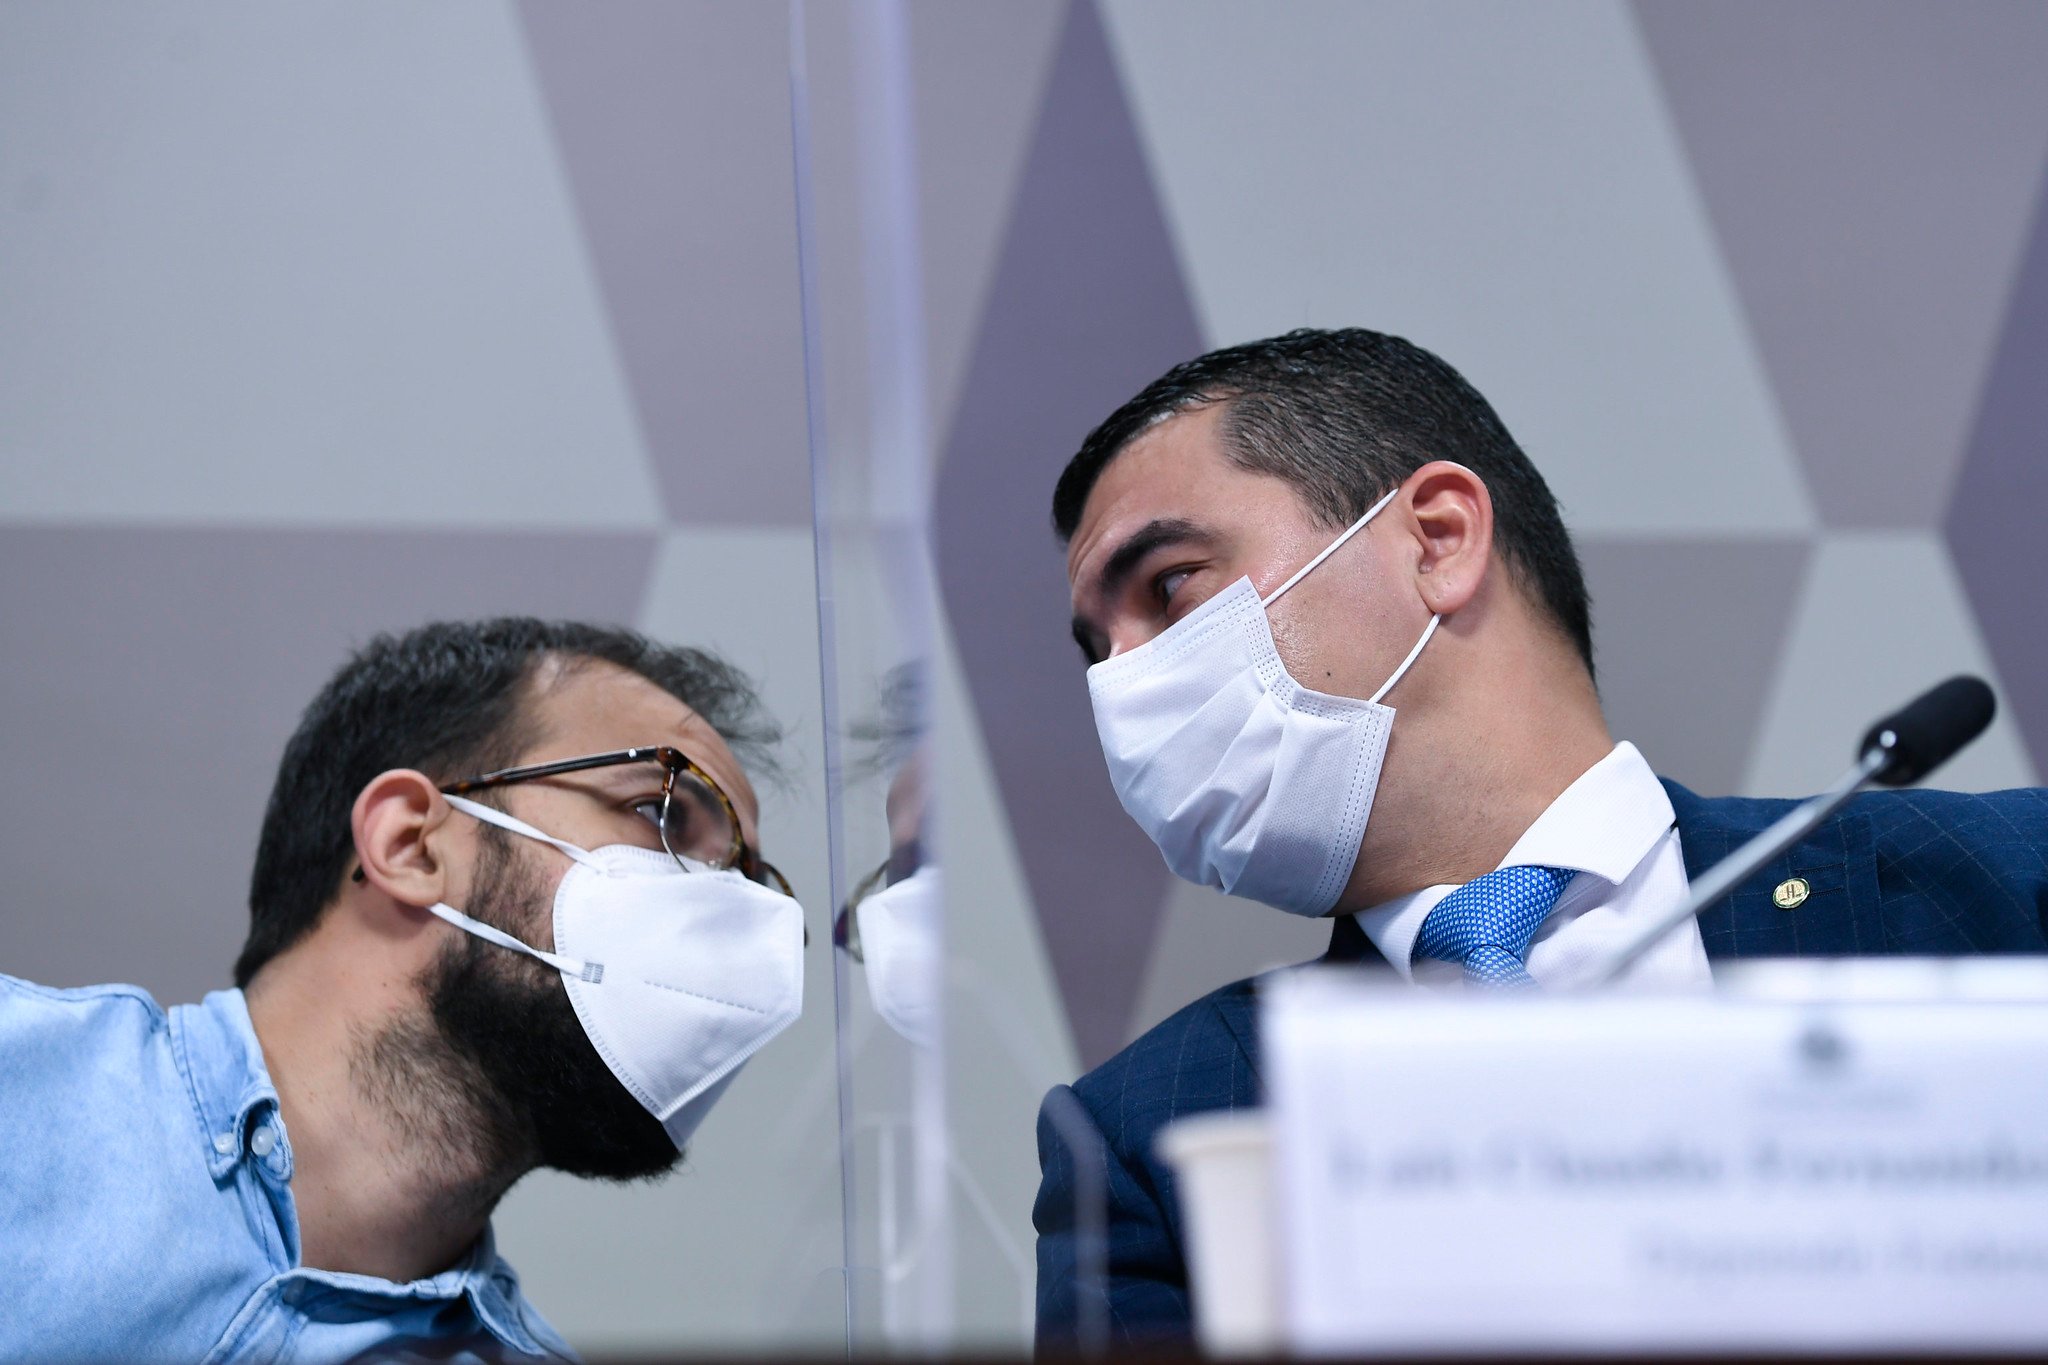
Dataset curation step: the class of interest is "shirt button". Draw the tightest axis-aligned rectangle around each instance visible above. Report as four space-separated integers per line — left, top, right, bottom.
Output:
213 1132 236 1155
250 1126 277 1157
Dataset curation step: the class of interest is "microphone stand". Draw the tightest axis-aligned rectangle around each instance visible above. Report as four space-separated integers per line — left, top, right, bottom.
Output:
1570 744 1891 990
1567 677 1995 990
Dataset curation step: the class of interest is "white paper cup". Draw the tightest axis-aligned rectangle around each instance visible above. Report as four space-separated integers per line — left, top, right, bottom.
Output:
1157 1111 1279 1355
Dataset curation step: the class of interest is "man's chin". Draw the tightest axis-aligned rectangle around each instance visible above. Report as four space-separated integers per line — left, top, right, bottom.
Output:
544 1144 684 1184
428 935 681 1183
532 1098 681 1182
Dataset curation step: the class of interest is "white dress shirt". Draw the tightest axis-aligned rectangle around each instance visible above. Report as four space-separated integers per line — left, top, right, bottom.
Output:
1354 742 1713 990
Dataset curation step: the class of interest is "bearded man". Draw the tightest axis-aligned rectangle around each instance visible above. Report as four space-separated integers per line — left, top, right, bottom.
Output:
0 618 806 1362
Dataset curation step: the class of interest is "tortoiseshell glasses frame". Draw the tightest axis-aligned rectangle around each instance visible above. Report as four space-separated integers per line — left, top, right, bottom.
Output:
440 745 793 897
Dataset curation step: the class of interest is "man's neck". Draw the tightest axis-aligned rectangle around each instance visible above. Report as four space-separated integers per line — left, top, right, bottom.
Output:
245 967 527 1284
1338 635 1614 912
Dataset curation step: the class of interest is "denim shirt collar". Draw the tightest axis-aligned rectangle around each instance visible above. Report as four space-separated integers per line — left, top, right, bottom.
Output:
170 987 289 1185
166 988 549 1357
288 1226 545 1354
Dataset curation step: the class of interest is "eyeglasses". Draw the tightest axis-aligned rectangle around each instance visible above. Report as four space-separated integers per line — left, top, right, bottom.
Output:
441 746 794 897
832 838 922 961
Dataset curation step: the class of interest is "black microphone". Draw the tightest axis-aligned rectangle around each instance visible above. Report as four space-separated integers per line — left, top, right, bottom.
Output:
1860 675 1997 787
1575 675 1998 988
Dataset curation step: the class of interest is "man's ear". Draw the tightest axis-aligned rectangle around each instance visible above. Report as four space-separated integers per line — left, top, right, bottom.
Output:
1401 460 1493 616
350 770 457 911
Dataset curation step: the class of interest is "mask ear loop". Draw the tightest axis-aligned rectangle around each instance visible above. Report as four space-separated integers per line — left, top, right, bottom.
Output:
1251 483 1441 705
442 793 606 870
426 902 603 983
1261 485 1403 608
1369 614 1440 705
435 792 606 982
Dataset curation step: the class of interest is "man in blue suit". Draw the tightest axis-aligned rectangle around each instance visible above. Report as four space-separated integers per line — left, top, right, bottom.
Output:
1035 328 2048 1346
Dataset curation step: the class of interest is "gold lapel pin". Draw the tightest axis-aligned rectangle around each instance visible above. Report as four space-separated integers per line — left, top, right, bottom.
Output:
1772 877 1811 910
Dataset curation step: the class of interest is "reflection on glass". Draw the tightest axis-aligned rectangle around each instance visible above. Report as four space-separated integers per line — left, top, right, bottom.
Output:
837 664 937 1047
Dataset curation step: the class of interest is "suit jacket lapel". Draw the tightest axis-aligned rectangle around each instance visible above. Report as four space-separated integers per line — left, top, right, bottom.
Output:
1213 984 1262 1094
1663 778 1886 957
1214 916 1389 1098
1280 781 1882 1014
1326 912 1385 967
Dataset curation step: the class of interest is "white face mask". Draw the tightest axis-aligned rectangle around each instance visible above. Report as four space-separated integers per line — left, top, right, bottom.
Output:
1086 487 1439 917
429 793 805 1151
847 864 942 1048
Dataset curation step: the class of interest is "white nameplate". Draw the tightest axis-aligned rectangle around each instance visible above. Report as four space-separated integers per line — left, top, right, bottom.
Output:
1265 963 2048 1354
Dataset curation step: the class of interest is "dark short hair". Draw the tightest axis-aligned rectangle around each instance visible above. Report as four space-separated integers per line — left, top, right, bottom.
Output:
236 618 781 986
1051 328 1594 674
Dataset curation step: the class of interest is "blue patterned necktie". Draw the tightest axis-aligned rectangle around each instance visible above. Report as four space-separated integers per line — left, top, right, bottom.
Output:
1412 864 1577 989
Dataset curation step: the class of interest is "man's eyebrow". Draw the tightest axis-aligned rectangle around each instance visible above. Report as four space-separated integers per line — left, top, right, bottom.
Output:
1095 517 1212 603
1069 517 1214 665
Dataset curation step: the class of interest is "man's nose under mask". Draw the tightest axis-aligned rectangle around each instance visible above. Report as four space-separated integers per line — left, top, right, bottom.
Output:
428 794 805 1151
1085 486 1439 917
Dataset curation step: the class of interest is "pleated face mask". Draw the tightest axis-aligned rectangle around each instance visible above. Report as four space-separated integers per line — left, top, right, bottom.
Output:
429 794 805 1151
1086 487 1439 917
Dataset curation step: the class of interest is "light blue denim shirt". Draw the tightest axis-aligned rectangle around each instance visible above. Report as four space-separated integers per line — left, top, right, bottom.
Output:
0 974 575 1363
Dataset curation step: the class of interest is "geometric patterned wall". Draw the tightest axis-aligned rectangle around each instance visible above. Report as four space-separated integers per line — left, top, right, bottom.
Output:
5 0 2045 1350
934 0 2048 1068
0 2 1075 1351
0 3 833 1353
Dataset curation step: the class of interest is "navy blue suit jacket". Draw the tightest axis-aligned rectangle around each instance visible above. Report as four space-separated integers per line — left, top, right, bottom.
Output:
1032 781 2048 1346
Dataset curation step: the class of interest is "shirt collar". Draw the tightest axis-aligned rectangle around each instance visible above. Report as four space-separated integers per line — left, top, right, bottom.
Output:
458 1229 549 1355
1353 742 1674 979
170 986 287 1182
172 991 549 1355
284 1227 547 1355
1496 741 1674 883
